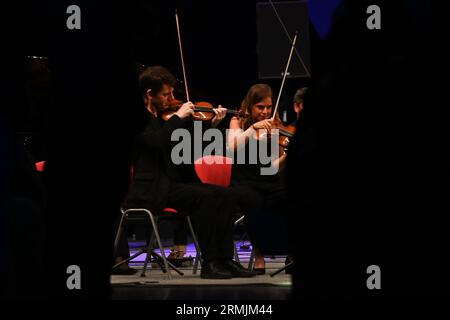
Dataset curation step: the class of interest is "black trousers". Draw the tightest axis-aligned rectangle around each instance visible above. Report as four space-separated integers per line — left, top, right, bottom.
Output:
232 180 290 255
167 183 237 263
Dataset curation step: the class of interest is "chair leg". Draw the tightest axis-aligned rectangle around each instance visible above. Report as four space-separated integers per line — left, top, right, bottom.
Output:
122 209 187 279
113 210 146 271
234 215 245 225
186 216 202 274
234 242 240 264
151 251 184 276
113 249 146 270
141 230 156 277
113 210 126 259
145 231 184 275
270 261 294 277
146 212 172 280
233 215 245 264
248 247 255 270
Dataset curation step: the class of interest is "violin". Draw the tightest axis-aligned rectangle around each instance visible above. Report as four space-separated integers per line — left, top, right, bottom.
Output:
161 99 248 121
274 119 296 150
255 118 296 150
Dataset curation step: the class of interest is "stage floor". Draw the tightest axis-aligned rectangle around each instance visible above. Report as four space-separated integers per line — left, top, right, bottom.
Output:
111 241 292 300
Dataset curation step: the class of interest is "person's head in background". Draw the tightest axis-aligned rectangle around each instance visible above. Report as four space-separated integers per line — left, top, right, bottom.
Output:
293 87 308 120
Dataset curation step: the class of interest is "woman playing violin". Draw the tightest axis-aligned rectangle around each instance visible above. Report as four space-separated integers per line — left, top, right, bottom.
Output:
228 84 288 177
228 84 293 274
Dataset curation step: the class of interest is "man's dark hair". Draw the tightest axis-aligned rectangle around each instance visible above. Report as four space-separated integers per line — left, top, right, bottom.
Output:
138 66 176 98
294 87 308 104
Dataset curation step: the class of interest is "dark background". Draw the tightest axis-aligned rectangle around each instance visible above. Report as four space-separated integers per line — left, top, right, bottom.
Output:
23 0 314 163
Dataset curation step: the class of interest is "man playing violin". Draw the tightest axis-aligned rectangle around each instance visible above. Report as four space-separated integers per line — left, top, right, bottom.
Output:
140 66 228 265
143 69 228 127
122 66 255 279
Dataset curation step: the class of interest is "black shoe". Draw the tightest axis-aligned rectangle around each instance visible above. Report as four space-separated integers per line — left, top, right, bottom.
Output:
253 268 266 275
200 261 232 279
222 260 257 277
111 265 138 275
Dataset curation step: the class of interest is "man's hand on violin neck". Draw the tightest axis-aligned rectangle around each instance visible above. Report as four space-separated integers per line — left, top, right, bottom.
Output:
175 102 195 119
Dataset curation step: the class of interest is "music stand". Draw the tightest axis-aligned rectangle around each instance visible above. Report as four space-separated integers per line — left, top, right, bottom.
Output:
270 260 294 277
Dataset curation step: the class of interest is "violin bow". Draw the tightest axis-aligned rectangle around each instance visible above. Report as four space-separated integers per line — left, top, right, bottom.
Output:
268 0 311 78
175 10 190 102
271 31 298 122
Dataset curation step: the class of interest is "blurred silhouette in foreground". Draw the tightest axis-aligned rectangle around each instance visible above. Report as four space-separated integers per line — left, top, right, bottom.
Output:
287 0 446 299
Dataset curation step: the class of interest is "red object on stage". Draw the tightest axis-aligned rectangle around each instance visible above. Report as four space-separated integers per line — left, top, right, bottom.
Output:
35 160 45 172
194 155 233 187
